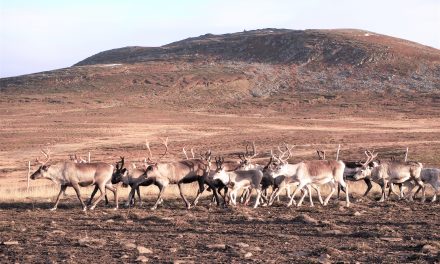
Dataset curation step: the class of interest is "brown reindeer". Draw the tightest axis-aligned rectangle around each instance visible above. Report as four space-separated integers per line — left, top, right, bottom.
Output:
30 148 118 211
128 139 219 209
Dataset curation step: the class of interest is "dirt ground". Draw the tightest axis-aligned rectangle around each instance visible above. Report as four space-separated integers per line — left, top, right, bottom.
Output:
1 196 439 263
0 95 440 263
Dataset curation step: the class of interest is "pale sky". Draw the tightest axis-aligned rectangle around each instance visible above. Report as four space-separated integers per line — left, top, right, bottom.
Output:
0 0 439 78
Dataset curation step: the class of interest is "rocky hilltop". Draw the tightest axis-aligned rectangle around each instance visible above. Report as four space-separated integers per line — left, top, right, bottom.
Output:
1 28 439 116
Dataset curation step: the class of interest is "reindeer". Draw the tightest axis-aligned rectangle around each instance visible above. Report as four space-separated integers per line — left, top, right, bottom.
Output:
183 147 228 206
352 153 424 202
265 150 349 207
407 168 439 202
212 157 263 208
30 148 118 211
129 139 219 210
87 157 126 206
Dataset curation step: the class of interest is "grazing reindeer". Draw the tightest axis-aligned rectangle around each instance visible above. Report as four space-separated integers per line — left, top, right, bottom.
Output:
408 168 439 202
130 139 219 209
212 157 263 208
352 153 424 202
266 150 349 207
30 148 118 211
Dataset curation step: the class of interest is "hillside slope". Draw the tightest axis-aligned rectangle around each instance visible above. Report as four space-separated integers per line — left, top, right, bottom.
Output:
1 28 439 116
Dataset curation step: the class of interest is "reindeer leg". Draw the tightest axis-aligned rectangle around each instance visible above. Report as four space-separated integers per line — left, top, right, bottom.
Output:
378 181 386 202
72 183 87 211
308 185 315 207
297 185 308 207
253 189 262 208
105 184 118 210
268 186 281 206
151 182 165 210
178 177 195 209
415 178 425 203
136 186 142 207
87 186 99 206
287 183 304 207
363 178 373 197
192 178 204 207
89 184 106 210
125 184 137 207
431 184 438 202
50 185 67 211
323 182 336 206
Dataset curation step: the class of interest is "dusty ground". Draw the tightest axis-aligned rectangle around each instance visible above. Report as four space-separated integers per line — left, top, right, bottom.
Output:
0 95 440 263
1 196 439 263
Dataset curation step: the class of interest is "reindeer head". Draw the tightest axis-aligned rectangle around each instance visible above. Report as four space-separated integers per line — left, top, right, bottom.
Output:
353 150 378 180
112 157 127 184
237 142 257 170
30 148 51 180
212 156 230 185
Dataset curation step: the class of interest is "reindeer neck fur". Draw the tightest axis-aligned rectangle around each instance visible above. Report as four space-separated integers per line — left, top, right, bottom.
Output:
42 163 68 185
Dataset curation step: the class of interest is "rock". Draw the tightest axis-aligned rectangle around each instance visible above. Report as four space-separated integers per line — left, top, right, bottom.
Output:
318 253 331 264
105 219 114 223
136 256 148 263
244 252 253 258
3 241 19 245
236 242 249 248
380 237 402 242
321 230 343 235
121 254 129 259
169 248 178 253
250 246 262 252
206 244 226 250
353 211 361 216
125 242 137 249
293 214 319 225
51 230 66 235
137 246 153 254
421 244 438 254
77 237 106 248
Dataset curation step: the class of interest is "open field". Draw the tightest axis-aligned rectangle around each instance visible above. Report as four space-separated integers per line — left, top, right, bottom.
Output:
1 95 440 262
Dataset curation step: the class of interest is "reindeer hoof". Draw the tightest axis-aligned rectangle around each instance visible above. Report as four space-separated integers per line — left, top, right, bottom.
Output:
49 207 57 211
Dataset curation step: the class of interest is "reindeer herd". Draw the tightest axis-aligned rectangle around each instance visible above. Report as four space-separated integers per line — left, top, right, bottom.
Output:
29 139 440 211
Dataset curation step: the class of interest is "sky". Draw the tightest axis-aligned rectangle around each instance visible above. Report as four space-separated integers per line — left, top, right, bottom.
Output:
0 0 439 78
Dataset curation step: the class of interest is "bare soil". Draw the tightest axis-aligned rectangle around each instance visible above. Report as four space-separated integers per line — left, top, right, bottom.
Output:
0 89 440 263
1 197 439 263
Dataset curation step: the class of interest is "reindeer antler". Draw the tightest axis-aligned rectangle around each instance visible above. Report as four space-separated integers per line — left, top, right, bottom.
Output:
37 147 51 165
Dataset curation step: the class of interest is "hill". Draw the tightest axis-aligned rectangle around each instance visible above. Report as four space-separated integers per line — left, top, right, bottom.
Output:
1 28 439 117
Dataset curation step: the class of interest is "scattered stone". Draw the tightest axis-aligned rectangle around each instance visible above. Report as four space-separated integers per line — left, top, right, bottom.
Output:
321 230 343 235
169 248 178 253
206 244 226 250
121 255 129 259
51 230 66 235
293 214 319 225
3 241 19 246
353 211 361 216
250 246 262 252
318 253 331 264
380 237 403 242
236 242 249 248
137 246 153 254
244 252 253 258
421 244 439 255
136 255 148 263
77 237 106 248
105 219 114 223
125 242 137 249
